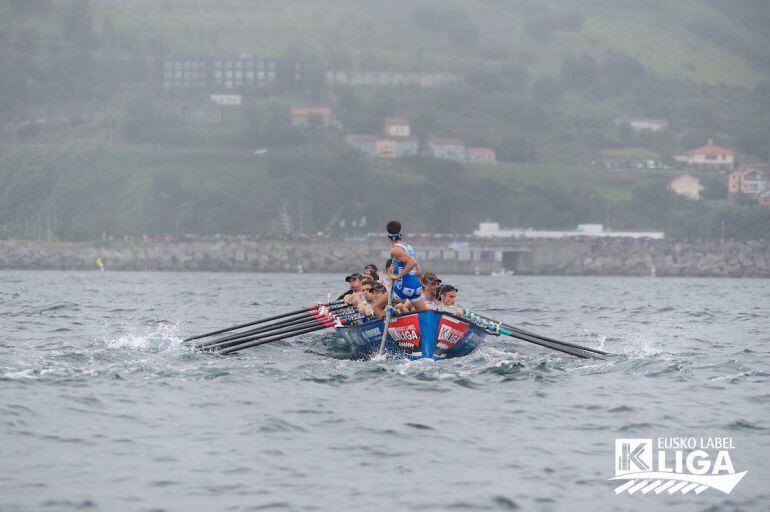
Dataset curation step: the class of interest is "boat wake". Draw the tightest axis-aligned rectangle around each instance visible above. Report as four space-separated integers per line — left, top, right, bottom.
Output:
99 321 185 353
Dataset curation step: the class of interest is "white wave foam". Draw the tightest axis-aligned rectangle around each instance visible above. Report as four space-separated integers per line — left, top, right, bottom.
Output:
102 322 185 353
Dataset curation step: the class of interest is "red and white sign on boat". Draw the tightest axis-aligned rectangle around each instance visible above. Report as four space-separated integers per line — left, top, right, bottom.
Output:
387 314 421 355
434 315 470 356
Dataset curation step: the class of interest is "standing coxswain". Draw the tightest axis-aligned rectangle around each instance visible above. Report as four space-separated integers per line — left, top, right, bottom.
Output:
381 220 428 312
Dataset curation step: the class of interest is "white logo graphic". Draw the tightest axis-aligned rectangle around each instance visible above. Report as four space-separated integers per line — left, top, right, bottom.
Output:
610 437 748 495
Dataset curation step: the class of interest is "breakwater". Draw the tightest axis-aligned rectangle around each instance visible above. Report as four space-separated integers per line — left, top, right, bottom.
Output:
0 239 768 277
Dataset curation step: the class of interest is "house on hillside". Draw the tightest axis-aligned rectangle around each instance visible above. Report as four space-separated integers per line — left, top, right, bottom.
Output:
598 148 661 169
345 134 418 158
290 107 337 128
629 118 668 132
669 174 704 200
614 118 668 132
376 138 396 158
728 164 769 198
326 70 463 88
384 117 411 137
158 58 303 90
375 137 420 158
676 139 735 171
162 94 243 123
758 188 770 207
427 138 466 162
392 136 419 157
467 147 497 164
344 134 378 157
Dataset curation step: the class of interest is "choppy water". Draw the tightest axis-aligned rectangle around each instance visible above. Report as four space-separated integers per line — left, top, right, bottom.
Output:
1 271 768 512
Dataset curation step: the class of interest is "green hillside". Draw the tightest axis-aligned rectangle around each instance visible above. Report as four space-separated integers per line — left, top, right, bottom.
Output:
98 0 770 86
1 0 769 240
2 144 768 241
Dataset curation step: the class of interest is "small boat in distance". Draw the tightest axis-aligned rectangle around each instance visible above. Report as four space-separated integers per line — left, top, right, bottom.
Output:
335 310 497 360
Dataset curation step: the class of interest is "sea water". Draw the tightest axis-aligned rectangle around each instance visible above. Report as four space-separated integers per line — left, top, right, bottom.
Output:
1 271 768 511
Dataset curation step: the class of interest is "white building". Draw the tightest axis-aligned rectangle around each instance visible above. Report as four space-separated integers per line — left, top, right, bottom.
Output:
669 174 704 200
384 117 411 137
474 222 664 240
677 139 735 171
427 138 466 162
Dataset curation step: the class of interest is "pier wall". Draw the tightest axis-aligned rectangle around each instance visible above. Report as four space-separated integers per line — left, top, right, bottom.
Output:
0 239 768 277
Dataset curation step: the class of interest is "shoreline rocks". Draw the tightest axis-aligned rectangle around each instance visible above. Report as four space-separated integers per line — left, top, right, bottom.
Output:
0 239 768 278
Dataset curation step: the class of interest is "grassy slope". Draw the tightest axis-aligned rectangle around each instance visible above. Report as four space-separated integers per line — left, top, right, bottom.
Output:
95 0 770 85
0 146 274 237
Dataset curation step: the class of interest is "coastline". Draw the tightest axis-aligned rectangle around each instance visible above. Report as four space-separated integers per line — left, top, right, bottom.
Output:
1 238 768 278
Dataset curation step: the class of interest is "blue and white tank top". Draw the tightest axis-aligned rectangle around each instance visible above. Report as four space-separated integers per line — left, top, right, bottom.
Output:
420 293 438 309
393 242 417 277
392 242 421 289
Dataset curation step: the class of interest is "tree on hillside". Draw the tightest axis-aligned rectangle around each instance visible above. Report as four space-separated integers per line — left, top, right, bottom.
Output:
560 53 600 92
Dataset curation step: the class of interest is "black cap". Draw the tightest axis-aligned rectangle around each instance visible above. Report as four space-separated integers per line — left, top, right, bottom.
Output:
438 284 458 297
345 272 363 282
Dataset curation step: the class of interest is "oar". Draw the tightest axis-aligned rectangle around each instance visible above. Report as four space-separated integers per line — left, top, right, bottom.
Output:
218 323 334 355
195 306 357 350
498 326 602 359
201 316 334 352
377 283 395 356
467 311 608 357
464 311 608 360
216 313 366 355
183 302 344 342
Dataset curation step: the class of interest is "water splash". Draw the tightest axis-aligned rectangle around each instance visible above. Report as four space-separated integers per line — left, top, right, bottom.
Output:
100 321 184 353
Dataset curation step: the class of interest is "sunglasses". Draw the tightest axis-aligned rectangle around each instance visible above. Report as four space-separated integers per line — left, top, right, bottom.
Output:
363 287 373 292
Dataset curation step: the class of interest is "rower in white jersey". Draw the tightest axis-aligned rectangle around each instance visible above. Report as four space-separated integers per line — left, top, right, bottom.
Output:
378 220 429 311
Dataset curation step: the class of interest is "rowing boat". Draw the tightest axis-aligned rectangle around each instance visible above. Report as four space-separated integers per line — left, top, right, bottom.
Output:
334 309 497 360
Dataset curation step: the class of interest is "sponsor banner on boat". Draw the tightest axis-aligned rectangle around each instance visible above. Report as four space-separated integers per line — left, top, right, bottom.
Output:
361 325 383 343
609 437 748 496
388 314 421 355
434 315 470 356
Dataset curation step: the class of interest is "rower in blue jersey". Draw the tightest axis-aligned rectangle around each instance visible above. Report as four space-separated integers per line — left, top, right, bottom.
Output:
384 220 429 311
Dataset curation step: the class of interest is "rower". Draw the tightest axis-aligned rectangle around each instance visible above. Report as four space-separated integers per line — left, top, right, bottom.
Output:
419 271 442 310
382 220 428 311
368 283 389 318
381 258 393 286
363 267 380 283
358 282 388 318
396 271 441 312
338 272 364 303
436 284 463 316
356 279 375 315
